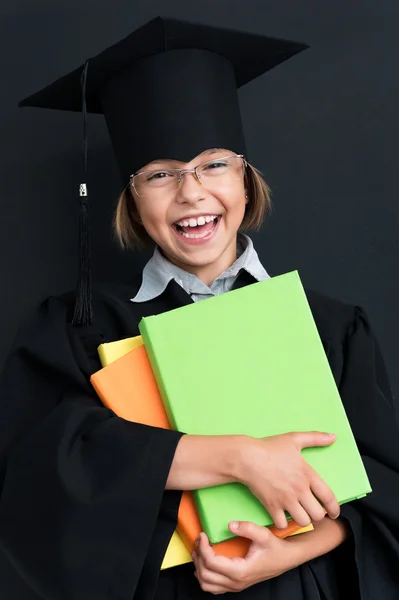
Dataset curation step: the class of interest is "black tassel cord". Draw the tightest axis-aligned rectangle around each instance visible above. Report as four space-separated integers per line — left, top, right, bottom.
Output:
71 59 94 327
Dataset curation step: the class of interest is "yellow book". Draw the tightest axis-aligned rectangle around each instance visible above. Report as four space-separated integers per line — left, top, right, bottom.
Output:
97 335 192 571
158 532 192 570
97 335 144 365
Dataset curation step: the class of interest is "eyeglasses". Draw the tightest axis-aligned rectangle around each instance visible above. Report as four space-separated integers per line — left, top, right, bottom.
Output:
129 154 247 197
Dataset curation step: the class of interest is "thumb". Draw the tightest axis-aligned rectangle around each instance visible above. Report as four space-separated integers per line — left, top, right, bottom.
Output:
292 431 336 450
229 521 272 545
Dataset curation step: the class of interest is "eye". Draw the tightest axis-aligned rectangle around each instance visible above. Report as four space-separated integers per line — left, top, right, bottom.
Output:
204 161 228 170
146 171 173 182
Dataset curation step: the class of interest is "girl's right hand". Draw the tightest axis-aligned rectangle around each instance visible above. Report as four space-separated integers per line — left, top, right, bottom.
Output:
237 432 340 529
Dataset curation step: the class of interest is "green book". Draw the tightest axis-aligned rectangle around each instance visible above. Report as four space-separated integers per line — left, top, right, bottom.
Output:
139 271 371 544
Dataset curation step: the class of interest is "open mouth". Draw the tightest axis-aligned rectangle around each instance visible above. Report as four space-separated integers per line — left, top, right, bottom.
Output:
173 215 220 239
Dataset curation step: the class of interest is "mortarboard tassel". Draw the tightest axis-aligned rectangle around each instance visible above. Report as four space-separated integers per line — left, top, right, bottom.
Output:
71 60 94 326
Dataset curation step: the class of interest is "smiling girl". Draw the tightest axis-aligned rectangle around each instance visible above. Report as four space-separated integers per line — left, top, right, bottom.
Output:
1 16 398 600
117 150 268 288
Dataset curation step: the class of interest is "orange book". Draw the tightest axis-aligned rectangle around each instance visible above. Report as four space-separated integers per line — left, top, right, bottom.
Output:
91 342 313 559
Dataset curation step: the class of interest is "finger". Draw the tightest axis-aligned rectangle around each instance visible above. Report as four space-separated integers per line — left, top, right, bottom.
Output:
194 542 239 593
310 474 340 519
197 532 223 569
292 431 336 450
299 494 327 523
195 563 238 589
197 531 215 559
197 533 246 579
269 509 288 530
285 502 312 528
230 520 273 545
194 570 230 595
191 550 199 577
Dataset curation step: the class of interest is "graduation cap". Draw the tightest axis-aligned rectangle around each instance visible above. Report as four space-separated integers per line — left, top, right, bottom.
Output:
19 17 308 326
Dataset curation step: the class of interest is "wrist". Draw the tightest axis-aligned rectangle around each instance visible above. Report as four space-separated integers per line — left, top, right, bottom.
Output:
284 517 350 566
227 435 254 483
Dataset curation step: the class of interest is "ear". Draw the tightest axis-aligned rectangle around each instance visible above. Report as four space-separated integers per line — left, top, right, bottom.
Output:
131 200 142 224
245 191 249 204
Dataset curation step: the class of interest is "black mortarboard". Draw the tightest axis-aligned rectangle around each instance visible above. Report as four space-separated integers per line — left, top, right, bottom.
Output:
19 17 308 326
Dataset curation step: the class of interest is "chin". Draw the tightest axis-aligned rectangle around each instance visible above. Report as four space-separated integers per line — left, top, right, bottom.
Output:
179 247 224 266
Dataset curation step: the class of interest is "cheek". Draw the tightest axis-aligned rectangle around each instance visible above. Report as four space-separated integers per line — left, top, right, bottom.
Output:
139 207 175 246
218 186 247 217
136 199 168 229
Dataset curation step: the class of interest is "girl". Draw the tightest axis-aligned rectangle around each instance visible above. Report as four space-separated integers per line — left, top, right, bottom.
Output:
1 16 398 600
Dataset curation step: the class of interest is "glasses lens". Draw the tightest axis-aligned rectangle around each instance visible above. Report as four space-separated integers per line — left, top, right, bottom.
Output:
133 170 179 196
197 156 244 184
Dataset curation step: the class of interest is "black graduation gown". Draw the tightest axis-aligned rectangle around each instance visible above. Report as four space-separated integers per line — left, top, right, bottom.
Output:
0 271 398 599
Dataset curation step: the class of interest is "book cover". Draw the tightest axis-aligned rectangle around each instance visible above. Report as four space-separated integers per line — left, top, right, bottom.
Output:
139 271 371 544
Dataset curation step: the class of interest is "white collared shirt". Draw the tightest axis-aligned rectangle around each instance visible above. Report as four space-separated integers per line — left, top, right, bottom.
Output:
131 233 270 303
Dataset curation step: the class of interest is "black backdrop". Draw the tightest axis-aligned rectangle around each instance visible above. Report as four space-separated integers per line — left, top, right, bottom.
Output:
1 0 398 399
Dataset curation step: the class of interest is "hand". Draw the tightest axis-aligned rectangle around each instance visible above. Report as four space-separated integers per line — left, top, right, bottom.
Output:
192 521 302 595
192 517 349 595
238 432 340 528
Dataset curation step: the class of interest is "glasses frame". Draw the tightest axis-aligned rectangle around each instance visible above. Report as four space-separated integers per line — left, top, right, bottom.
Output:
129 154 247 197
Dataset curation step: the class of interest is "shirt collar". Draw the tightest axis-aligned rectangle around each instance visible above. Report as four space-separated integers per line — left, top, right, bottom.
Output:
130 233 269 303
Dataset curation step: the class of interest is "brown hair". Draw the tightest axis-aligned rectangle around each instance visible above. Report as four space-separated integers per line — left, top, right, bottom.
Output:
113 161 272 249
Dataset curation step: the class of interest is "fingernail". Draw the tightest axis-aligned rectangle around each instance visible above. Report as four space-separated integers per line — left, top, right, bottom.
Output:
230 521 239 531
195 537 199 547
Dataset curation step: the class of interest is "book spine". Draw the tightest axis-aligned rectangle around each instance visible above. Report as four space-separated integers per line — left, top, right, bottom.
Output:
97 344 108 367
139 319 178 431
90 376 111 411
192 489 218 543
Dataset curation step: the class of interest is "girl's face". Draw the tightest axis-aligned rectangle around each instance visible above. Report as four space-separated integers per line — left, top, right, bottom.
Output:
131 149 248 281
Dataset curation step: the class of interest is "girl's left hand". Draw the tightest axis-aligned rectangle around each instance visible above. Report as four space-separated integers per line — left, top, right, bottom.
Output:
191 521 301 595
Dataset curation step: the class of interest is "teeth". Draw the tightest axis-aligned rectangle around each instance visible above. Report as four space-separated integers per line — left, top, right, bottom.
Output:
179 218 218 239
181 230 211 239
175 215 218 227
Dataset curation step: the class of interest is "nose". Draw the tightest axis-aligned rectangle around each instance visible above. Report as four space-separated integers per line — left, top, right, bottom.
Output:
175 170 207 204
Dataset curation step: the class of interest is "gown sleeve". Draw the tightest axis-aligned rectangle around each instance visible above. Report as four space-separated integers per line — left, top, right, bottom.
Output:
336 306 399 598
0 295 184 600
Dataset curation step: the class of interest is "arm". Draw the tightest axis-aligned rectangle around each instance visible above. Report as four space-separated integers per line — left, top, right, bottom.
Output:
167 431 340 529
285 515 350 565
0 297 184 600
166 434 245 490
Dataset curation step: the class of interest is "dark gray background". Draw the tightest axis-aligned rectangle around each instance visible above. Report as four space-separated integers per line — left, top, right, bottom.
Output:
1 1 398 399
